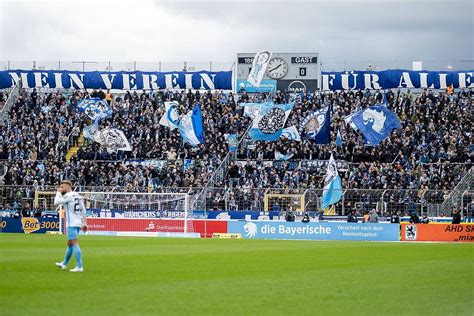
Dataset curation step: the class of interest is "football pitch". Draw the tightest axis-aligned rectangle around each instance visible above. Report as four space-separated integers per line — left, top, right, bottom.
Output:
0 234 472 315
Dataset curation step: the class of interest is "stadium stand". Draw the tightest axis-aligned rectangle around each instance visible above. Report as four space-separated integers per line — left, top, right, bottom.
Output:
0 85 472 216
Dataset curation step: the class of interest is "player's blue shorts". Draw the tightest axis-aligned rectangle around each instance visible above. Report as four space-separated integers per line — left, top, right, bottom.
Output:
67 226 80 241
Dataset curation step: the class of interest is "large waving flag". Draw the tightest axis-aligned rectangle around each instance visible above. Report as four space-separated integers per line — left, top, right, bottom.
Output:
179 105 205 147
159 101 180 130
83 120 100 142
99 128 132 152
321 154 343 209
347 105 401 146
243 101 294 141
77 98 112 121
300 106 330 144
281 125 301 142
247 51 272 87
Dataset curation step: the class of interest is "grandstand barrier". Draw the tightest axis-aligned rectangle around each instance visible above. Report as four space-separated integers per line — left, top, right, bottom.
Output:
401 223 474 242
227 220 399 241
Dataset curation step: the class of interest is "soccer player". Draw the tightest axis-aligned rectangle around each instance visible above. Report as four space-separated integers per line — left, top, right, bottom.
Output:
54 180 87 272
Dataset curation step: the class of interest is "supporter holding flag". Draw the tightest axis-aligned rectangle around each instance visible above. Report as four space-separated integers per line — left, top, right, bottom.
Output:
242 101 294 141
247 51 272 87
179 104 205 147
346 105 401 146
300 106 330 144
321 154 343 209
159 101 180 130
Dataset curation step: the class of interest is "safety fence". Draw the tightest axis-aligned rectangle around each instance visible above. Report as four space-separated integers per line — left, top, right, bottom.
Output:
2 185 472 218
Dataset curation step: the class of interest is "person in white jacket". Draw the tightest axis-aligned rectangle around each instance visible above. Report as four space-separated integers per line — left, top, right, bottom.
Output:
53 180 87 272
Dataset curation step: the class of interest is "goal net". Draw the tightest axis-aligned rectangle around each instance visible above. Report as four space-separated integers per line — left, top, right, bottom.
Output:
264 193 305 213
35 191 197 237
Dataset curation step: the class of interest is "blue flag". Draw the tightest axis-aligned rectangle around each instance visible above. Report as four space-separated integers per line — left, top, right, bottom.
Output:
77 98 112 121
243 101 294 141
179 104 205 147
300 106 330 144
321 154 343 209
335 130 343 146
349 105 401 146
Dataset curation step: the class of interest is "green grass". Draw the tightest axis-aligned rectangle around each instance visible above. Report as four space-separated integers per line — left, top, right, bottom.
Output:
0 234 473 316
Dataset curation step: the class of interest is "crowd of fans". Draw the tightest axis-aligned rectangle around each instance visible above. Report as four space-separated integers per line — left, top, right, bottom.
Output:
0 86 471 202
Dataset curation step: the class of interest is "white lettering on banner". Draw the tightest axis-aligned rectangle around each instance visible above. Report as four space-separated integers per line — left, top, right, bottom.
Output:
458 72 473 88
142 74 159 90
199 73 216 90
8 72 29 87
322 74 336 91
53 73 64 89
100 73 117 89
33 72 49 88
419 73 435 88
363 73 381 90
398 72 414 88
69 73 85 89
165 74 179 89
341 72 358 90
438 73 447 89
184 73 193 89
122 74 137 90
276 225 332 236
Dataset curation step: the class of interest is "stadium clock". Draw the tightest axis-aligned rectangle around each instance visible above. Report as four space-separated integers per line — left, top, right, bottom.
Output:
266 57 288 79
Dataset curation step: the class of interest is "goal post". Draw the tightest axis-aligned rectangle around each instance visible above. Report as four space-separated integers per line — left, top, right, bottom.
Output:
264 193 305 213
34 191 198 237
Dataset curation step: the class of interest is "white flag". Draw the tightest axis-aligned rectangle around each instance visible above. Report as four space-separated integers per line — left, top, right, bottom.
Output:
247 51 272 87
99 128 132 151
159 101 180 130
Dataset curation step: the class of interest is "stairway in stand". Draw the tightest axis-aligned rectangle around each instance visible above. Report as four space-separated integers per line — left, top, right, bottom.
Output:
65 134 85 162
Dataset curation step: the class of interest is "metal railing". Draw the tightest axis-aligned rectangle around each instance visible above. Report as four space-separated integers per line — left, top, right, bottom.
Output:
0 61 235 72
0 82 20 125
1 59 472 72
192 123 253 210
441 167 474 211
0 186 455 217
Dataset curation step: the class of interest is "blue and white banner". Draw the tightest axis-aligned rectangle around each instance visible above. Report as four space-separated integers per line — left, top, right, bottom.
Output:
281 125 301 142
228 221 400 241
322 69 474 91
236 79 277 93
179 104 205 146
347 105 402 146
0 69 233 90
77 97 112 121
243 101 294 141
247 51 272 87
321 154 343 209
159 101 180 130
300 106 330 144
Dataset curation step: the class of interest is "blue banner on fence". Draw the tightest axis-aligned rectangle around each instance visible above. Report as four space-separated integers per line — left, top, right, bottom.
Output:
0 70 233 90
322 69 474 91
236 79 277 93
228 221 399 241
0 217 60 234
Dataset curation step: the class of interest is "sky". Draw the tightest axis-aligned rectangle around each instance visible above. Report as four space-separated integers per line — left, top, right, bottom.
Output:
0 0 473 70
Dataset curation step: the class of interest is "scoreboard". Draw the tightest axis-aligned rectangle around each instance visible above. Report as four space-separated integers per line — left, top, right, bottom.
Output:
236 52 320 93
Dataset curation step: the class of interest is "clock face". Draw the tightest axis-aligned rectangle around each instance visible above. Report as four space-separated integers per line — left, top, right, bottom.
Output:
266 57 288 79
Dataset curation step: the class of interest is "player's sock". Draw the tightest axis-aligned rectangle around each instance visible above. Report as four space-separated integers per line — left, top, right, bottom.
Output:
63 246 73 265
72 244 83 269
